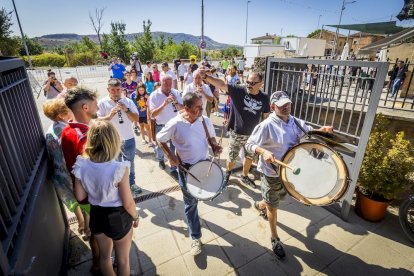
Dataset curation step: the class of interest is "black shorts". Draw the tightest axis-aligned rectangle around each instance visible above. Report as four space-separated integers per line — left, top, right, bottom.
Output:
139 116 148 124
238 70 244 75
90 205 133 240
179 76 184 81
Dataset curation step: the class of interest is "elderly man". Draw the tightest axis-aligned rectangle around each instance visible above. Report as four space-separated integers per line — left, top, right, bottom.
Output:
57 76 78 99
182 69 214 116
157 92 222 256
245 91 333 259
149 75 183 179
160 62 178 89
97 79 141 195
199 70 270 188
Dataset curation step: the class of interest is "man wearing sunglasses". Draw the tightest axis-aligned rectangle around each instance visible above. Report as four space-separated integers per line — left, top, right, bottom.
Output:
199 69 270 188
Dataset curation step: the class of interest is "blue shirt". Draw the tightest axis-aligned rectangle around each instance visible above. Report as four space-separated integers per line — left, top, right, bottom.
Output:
145 81 155 94
111 63 126 79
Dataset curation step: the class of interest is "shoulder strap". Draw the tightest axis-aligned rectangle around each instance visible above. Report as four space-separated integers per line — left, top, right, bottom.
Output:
293 117 309 136
201 116 216 154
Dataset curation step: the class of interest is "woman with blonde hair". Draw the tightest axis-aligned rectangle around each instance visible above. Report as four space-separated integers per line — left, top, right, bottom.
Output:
73 120 139 276
43 99 90 238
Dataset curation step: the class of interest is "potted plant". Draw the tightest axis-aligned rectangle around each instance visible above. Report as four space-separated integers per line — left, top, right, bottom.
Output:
355 114 414 222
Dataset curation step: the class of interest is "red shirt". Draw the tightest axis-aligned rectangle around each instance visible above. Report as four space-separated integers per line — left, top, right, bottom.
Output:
61 121 89 184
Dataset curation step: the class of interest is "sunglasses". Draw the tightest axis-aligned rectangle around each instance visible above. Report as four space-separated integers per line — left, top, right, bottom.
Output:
246 81 261 86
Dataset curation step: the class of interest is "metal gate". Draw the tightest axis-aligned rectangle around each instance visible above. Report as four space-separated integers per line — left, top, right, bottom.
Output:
0 58 68 275
264 57 389 220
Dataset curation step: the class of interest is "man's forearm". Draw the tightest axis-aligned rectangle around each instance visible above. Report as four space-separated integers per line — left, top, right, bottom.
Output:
97 114 115 121
126 111 139 122
204 75 228 92
151 103 166 118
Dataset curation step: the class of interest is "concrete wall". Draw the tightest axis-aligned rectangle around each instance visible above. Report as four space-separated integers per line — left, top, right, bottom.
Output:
387 43 414 62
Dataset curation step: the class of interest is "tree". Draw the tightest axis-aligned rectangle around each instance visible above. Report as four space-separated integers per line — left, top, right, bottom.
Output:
89 7 105 49
176 40 198 60
156 33 166 50
108 21 129 62
101 33 110 53
223 46 242 57
133 19 155 62
167 36 174 46
0 8 19 56
307 29 322 38
18 35 43 56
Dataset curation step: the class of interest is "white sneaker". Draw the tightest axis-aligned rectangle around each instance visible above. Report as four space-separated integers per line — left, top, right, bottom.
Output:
190 239 202 256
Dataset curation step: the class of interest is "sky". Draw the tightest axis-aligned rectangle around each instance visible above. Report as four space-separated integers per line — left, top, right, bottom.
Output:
2 0 413 46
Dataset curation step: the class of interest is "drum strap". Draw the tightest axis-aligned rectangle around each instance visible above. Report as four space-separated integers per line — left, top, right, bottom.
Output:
201 117 218 155
293 117 310 137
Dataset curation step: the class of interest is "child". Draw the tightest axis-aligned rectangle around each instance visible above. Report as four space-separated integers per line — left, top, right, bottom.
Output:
73 121 139 276
121 71 138 98
144 71 155 95
131 83 153 145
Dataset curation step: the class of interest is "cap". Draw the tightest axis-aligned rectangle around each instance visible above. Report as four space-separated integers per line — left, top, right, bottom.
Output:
270 91 292 107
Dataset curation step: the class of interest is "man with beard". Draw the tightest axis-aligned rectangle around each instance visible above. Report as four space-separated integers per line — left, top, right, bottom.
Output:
199 70 270 188
61 86 100 273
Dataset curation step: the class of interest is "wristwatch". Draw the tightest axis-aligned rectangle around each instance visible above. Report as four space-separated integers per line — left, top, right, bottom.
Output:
125 108 131 113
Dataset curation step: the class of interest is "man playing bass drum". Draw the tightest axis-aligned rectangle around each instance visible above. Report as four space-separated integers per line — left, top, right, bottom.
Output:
245 91 333 259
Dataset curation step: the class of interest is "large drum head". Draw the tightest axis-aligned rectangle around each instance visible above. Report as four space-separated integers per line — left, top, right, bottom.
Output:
280 142 348 206
186 160 224 201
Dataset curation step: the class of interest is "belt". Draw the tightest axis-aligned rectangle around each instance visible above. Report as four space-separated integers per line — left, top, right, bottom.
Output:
155 123 165 127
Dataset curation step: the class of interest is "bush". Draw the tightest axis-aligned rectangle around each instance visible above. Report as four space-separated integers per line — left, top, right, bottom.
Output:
66 51 99 66
358 114 414 200
22 53 66 67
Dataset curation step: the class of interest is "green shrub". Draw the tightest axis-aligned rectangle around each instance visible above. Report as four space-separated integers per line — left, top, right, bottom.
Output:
66 51 99 66
358 114 414 200
22 53 66 67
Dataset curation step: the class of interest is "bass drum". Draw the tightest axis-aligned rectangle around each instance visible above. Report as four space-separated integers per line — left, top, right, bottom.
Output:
280 142 349 206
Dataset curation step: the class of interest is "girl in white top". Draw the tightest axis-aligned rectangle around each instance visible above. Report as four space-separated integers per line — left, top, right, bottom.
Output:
184 65 193 90
73 120 139 276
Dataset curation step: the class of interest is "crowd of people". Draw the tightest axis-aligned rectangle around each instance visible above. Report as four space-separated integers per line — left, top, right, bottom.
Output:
42 55 332 275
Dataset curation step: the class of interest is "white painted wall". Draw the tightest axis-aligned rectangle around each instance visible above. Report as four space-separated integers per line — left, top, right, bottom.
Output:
243 44 285 68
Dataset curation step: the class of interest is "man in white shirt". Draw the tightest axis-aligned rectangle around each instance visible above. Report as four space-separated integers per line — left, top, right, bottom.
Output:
245 91 333 259
149 75 183 179
183 69 214 116
157 92 222 256
160 62 178 89
97 78 141 195
177 59 188 91
237 57 246 83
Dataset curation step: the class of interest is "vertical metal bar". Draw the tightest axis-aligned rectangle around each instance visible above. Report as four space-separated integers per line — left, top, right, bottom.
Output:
338 74 352 132
354 80 370 137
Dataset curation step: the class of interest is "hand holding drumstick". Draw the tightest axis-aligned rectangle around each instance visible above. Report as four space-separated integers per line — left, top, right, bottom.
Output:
261 149 300 175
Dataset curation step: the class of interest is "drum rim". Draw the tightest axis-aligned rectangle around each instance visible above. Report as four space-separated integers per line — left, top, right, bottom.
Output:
280 141 349 206
185 160 225 201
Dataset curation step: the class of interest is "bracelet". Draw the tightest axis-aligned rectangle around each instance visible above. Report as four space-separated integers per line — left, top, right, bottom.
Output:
132 214 139 221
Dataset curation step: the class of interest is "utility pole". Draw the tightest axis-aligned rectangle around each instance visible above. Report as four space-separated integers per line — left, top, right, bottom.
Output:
317 14 322 30
11 0 32 68
333 0 356 58
201 0 205 60
245 0 251 44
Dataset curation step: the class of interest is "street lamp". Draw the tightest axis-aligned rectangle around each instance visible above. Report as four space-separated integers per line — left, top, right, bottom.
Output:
317 14 322 30
201 0 205 60
333 0 356 57
11 0 33 68
245 0 251 44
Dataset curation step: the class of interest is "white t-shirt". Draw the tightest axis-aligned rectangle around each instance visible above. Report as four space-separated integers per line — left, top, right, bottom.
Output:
185 73 193 86
183 83 214 116
178 64 188 77
238 60 245 71
72 156 130 207
156 114 216 165
97 96 139 141
149 88 183 125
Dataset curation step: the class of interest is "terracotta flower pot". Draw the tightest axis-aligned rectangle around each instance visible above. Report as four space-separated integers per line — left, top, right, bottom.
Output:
355 189 392 222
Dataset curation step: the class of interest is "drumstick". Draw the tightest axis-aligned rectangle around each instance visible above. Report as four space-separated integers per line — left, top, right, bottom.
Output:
206 157 214 177
272 159 301 175
178 164 202 183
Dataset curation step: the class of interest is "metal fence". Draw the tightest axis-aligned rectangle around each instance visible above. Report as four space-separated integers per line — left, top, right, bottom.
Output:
0 58 67 275
264 57 389 220
303 56 414 112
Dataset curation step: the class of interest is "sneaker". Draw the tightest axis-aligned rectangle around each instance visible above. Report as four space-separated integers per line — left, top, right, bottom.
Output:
254 201 268 220
170 170 179 181
142 140 147 145
149 142 155 147
241 175 256 188
224 170 231 187
134 126 139 136
190 239 202 256
130 184 142 195
271 237 286 259
159 161 166 170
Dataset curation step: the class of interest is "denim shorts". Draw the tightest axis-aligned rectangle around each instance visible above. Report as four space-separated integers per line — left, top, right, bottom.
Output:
261 175 287 208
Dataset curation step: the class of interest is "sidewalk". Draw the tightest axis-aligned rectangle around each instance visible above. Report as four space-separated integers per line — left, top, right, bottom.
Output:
65 111 414 276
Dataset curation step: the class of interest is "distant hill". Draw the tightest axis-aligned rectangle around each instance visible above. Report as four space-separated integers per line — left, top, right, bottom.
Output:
35 32 238 50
